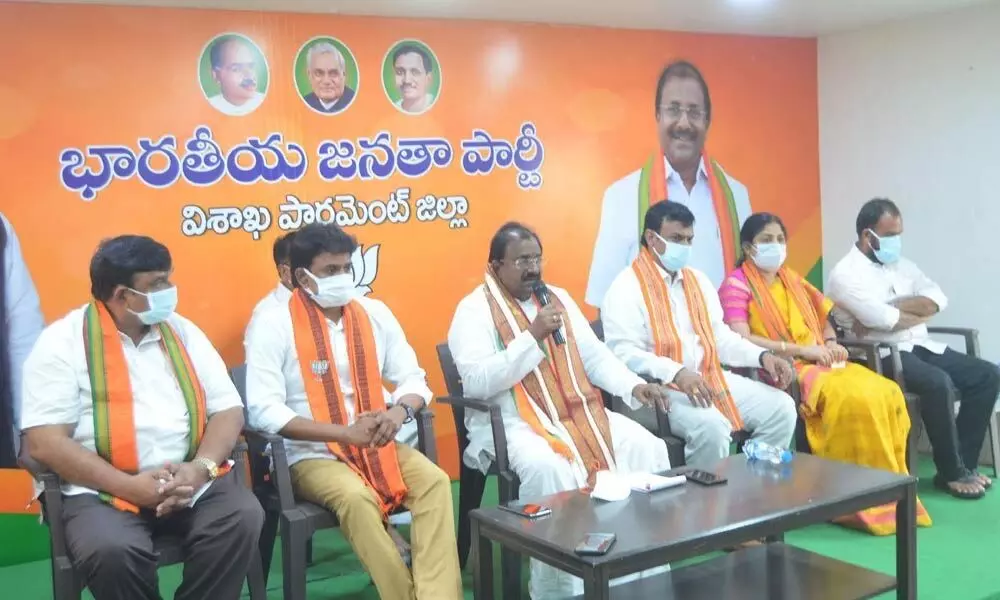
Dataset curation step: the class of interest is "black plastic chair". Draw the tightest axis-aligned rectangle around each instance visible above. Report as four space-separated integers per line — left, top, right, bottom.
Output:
18 436 267 600
230 364 438 600
841 326 998 477
434 344 523 599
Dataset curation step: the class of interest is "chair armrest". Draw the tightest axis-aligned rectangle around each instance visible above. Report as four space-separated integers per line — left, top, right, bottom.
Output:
837 337 906 388
639 373 663 385
415 407 438 465
437 395 496 414
437 395 512 478
927 326 980 357
244 428 297 512
834 339 883 374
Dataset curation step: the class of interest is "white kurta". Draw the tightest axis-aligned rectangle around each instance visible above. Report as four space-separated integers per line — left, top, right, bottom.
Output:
245 296 430 464
243 282 292 358
586 157 751 308
447 283 671 599
600 265 797 468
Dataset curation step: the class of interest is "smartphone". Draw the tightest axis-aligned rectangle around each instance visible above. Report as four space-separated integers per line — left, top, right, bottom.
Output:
574 533 617 556
498 502 552 519
685 469 728 486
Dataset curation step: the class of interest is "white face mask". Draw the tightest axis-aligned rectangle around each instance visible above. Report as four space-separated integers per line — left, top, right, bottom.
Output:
751 243 787 271
304 271 357 308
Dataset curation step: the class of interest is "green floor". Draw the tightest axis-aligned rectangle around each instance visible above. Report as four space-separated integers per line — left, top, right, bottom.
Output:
1 458 999 599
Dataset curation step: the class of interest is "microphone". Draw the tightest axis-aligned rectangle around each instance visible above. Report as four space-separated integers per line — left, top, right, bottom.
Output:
533 282 566 345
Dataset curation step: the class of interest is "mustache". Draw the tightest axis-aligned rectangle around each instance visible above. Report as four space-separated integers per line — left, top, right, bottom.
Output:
521 272 541 282
240 77 257 88
669 129 697 141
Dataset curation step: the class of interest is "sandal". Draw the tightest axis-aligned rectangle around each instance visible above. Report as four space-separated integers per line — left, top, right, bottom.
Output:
934 474 986 499
968 469 993 490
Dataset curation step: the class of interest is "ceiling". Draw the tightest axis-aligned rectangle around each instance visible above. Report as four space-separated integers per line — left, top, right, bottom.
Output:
11 0 999 37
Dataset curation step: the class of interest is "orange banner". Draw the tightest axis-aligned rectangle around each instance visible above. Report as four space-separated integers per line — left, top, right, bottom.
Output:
0 3 819 478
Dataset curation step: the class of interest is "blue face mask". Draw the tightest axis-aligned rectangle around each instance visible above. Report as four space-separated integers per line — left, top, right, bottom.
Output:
868 230 902 264
653 232 692 272
128 286 178 325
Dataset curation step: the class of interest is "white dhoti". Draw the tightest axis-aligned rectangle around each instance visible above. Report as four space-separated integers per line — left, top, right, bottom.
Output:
497 411 672 600
661 371 797 468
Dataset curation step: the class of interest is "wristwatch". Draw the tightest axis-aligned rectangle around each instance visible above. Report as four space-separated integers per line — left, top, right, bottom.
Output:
193 457 220 481
395 403 415 424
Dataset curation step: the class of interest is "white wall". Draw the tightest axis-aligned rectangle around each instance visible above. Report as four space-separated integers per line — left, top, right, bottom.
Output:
819 1 1000 361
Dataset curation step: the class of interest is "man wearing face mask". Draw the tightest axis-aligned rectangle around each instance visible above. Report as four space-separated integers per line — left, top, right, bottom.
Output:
586 60 752 310
828 198 999 499
245 223 461 600
244 231 295 357
448 221 674 599
19 235 263 600
600 201 797 469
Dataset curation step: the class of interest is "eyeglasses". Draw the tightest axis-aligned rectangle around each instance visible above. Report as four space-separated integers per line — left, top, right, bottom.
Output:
659 104 706 124
509 256 544 270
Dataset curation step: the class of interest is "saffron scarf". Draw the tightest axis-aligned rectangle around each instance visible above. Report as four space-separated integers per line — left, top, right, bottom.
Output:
632 247 745 430
637 152 740 269
84 301 209 513
483 272 615 486
740 261 832 403
290 289 407 516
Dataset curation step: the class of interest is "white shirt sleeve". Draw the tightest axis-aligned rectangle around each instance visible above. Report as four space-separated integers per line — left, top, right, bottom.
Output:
903 260 948 312
3 215 45 427
696 271 766 368
585 183 633 308
556 289 644 408
174 317 242 416
368 301 433 406
600 271 685 386
446 291 545 401
19 320 80 430
245 309 299 434
827 267 901 330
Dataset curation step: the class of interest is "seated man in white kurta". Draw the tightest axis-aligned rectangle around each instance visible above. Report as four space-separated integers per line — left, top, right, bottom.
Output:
447 221 673 600
601 200 798 469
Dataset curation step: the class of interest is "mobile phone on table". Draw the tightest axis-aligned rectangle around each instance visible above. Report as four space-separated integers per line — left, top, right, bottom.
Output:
574 533 617 556
685 469 728 486
499 502 552 519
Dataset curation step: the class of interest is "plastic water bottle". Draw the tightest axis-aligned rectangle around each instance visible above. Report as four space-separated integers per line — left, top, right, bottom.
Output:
743 439 793 465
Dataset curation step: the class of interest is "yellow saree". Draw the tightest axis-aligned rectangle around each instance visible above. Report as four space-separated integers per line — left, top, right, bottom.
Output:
719 264 931 535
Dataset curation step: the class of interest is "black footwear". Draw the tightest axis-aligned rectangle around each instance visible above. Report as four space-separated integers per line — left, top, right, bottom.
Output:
934 474 986 499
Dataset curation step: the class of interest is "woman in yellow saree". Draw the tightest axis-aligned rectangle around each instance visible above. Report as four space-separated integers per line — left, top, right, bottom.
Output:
718 213 932 534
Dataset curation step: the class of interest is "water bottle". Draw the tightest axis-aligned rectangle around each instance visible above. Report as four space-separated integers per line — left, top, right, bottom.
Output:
743 439 793 465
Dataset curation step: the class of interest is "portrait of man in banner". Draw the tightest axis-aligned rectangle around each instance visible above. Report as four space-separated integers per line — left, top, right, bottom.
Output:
382 39 441 115
199 33 269 117
294 37 359 115
585 60 752 308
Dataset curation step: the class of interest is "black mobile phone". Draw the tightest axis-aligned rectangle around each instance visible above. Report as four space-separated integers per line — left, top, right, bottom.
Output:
498 502 552 519
574 533 617 556
685 469 728 486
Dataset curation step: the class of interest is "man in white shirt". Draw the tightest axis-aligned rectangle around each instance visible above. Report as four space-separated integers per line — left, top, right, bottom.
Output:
586 60 751 308
601 201 797 468
448 222 674 599
206 35 265 116
20 235 263 600
246 223 461 600
244 231 295 357
828 198 999 499
391 43 436 114
1 213 44 466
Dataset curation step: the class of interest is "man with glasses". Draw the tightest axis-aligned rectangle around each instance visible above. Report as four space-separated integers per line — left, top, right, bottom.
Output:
447 222 673 599
586 60 752 309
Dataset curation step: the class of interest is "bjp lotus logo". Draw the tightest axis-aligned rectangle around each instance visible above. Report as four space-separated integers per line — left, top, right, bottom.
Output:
351 244 380 295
